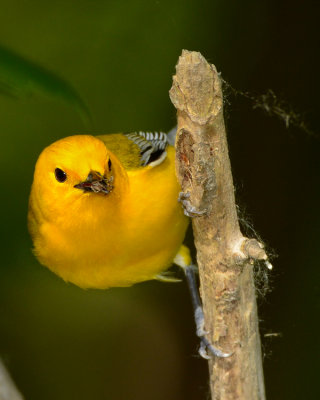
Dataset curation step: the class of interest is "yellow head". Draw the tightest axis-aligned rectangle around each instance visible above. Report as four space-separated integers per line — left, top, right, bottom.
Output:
28 135 127 232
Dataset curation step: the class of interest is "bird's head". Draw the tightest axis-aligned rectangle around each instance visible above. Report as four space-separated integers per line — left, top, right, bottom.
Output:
29 135 127 221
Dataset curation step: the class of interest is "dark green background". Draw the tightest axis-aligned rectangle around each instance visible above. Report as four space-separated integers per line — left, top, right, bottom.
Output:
0 1 318 399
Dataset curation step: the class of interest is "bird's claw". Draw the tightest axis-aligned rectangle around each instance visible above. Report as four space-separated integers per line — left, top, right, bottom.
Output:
199 336 232 359
184 265 232 360
199 340 212 360
194 305 232 359
178 192 207 217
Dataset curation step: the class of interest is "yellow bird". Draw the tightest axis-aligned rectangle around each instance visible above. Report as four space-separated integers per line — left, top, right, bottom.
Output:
28 130 230 358
28 131 190 289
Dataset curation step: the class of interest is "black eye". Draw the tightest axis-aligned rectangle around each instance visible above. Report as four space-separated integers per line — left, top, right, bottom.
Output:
55 168 67 183
108 159 112 171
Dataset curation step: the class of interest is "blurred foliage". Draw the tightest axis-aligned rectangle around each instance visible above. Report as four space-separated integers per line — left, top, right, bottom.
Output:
0 1 318 400
0 46 91 126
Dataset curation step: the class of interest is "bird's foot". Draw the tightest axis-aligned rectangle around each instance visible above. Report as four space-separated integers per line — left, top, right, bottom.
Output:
178 192 207 217
184 266 232 360
194 305 232 359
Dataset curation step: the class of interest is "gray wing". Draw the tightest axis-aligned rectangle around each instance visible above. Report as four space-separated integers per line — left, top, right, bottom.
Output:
125 131 168 166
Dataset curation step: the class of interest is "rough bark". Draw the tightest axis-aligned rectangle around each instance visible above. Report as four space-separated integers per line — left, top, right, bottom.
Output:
170 50 267 400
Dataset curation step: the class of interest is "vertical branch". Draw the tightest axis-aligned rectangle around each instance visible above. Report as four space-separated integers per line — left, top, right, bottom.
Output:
170 50 267 400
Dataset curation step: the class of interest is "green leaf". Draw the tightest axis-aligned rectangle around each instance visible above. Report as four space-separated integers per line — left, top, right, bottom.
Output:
0 45 92 127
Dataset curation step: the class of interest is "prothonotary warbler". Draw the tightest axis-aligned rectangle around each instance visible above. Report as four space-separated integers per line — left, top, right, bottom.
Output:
28 131 190 288
28 130 230 358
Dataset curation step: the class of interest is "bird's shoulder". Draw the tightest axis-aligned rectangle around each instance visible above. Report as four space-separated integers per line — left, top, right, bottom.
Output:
97 131 169 170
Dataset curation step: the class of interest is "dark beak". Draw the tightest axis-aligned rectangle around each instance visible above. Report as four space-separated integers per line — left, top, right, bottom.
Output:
74 171 113 195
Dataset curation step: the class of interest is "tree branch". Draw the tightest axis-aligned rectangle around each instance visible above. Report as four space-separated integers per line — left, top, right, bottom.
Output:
170 50 267 400
0 359 24 400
